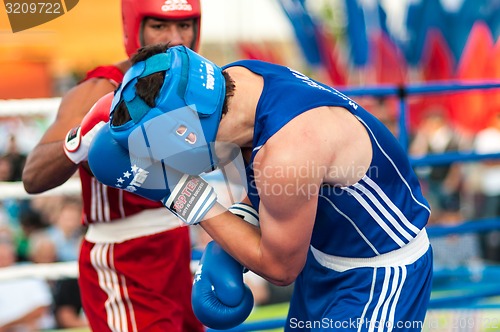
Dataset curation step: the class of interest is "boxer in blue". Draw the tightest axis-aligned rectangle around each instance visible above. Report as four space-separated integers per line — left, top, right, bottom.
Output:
89 44 433 331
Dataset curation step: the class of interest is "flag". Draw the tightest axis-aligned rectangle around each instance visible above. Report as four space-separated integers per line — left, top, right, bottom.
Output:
316 27 347 86
443 0 489 65
481 35 500 128
404 0 450 66
237 42 282 64
343 0 369 67
421 29 455 81
370 31 407 85
277 0 322 67
410 29 455 130
452 21 494 134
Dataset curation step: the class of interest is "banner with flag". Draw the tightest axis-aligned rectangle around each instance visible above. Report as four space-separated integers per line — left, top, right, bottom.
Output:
276 0 322 67
237 42 283 65
315 26 347 86
343 0 369 68
409 29 455 130
452 21 494 134
403 0 448 67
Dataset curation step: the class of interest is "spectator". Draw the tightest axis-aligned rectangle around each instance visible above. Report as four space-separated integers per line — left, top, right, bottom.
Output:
52 278 88 329
39 197 88 329
0 156 13 182
0 229 55 331
367 96 399 137
2 135 26 182
29 196 64 229
15 206 49 263
0 225 15 265
27 230 57 264
473 111 500 218
410 108 464 219
429 210 482 270
473 111 500 261
45 196 85 262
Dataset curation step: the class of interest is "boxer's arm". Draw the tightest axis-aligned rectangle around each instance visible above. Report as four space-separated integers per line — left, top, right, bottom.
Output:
23 78 115 193
191 203 258 330
201 136 324 286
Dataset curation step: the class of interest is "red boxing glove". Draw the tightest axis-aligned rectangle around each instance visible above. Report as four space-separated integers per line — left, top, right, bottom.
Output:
63 92 113 164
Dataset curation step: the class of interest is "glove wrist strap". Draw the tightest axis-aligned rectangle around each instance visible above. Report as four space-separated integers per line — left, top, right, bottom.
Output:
63 122 106 165
228 203 259 227
63 126 86 164
164 174 217 225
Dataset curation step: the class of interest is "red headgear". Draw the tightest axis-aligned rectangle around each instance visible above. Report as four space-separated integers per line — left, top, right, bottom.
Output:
121 0 201 57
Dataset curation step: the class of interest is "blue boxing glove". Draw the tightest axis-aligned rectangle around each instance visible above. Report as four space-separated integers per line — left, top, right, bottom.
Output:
192 241 254 330
88 125 217 225
191 202 259 330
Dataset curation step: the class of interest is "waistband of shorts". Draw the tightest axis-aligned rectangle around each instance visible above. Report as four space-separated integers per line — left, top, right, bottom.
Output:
310 228 429 272
85 208 182 244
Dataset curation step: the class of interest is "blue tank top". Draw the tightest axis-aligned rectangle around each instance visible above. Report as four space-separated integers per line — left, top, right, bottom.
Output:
222 60 431 258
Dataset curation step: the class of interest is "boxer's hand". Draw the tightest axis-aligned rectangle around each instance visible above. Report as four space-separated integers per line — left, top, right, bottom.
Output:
191 202 259 329
192 241 254 330
63 93 113 164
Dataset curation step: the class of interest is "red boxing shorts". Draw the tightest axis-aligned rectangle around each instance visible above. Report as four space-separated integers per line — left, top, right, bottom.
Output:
78 226 204 332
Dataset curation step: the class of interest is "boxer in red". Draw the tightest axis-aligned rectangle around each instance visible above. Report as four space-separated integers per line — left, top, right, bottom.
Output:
23 1 205 331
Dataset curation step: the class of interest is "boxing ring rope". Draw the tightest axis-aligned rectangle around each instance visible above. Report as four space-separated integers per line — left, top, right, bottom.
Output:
427 218 500 237
1 81 500 331
0 97 60 118
0 178 81 200
411 151 500 167
340 81 500 152
0 261 78 282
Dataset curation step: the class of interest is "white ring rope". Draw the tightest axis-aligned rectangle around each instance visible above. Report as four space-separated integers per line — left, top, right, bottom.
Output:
0 261 78 281
0 260 200 282
0 97 79 199
0 98 61 118
0 178 82 200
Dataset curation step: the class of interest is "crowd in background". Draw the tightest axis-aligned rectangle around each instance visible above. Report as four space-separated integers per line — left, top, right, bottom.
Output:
364 96 500 271
0 173 86 331
409 107 500 268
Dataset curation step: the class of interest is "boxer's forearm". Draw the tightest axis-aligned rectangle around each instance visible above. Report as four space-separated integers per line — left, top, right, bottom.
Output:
23 141 78 193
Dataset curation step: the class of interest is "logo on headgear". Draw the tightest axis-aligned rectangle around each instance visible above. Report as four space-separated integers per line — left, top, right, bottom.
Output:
204 62 215 90
126 105 214 175
162 0 192 12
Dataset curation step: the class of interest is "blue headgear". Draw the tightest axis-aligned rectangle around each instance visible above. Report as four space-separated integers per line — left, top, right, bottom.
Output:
109 45 226 175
